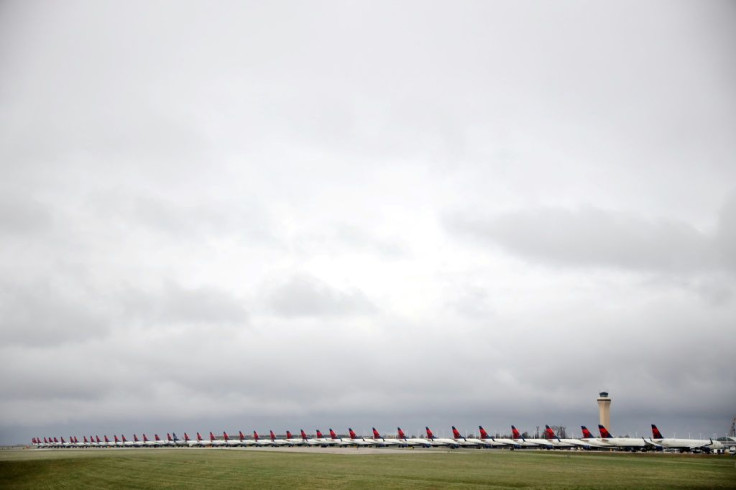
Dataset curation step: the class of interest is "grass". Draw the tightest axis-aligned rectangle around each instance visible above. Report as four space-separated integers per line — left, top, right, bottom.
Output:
1 448 734 489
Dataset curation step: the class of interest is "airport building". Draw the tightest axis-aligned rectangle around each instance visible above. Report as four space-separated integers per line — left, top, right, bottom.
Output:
597 391 611 430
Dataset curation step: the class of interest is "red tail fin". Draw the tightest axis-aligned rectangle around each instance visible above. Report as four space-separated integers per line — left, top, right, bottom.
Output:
253 431 259 441
651 424 664 439
239 431 245 441
167 433 173 442
511 426 522 439
184 433 190 442
84 436 89 443
301 430 308 440
316 430 324 438
598 425 613 438
155 434 161 442
479 426 490 439
122 435 127 443
544 425 556 439
397 427 407 439
104 435 110 443
452 426 462 439
209 432 215 442
96 436 101 443
286 431 294 440
425 427 434 439
223 432 229 441
581 426 594 438
197 432 203 441
372 428 381 439
270 430 276 441
329 429 338 439
349 428 358 439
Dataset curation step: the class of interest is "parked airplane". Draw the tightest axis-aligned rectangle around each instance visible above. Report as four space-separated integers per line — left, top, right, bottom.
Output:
478 426 518 448
541 425 581 448
452 426 497 447
598 425 647 451
396 427 432 447
424 426 469 448
648 424 724 453
371 428 403 446
510 426 546 448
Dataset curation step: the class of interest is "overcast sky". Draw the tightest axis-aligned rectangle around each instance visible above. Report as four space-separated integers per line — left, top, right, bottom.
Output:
1 0 735 444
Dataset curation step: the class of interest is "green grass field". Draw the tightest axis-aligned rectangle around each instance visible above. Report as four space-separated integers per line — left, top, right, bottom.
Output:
1 448 734 489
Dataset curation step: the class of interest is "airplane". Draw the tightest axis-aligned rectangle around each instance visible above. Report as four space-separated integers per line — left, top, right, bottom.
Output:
450 426 491 448
510 426 547 448
314 429 338 446
371 428 404 447
222 432 241 447
598 425 648 451
541 425 580 448
579 426 614 448
252 431 272 446
172 433 187 447
285 430 305 446
121 435 135 448
424 427 464 448
165 433 176 447
477 426 518 448
648 424 724 453
238 431 255 447
209 432 225 447
396 427 432 447
269 430 290 446
348 428 374 446
300 429 328 446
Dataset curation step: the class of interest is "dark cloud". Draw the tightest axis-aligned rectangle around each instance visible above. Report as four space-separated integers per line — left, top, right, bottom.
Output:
120 282 249 328
0 280 110 347
446 206 720 273
266 274 376 318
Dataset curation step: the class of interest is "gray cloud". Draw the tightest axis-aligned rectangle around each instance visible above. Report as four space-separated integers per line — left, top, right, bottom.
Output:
446 205 720 273
265 274 376 318
0 280 110 347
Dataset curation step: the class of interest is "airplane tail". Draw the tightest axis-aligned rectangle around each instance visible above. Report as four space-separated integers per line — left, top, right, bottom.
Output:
300 429 308 440
451 426 463 439
511 426 522 439
316 430 324 439
397 427 407 439
167 433 173 442
425 427 435 440
651 424 664 439
372 428 381 439
286 430 294 440
598 425 613 438
239 431 246 442
224 432 229 441
197 432 203 442
155 434 161 442
479 426 490 439
329 429 338 440
104 435 110 443
348 428 358 439
209 432 215 442
270 430 276 441
184 433 190 442
581 426 595 438
544 425 557 440
253 431 259 442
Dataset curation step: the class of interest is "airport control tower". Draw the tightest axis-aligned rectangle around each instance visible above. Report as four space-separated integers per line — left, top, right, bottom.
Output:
597 392 611 430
